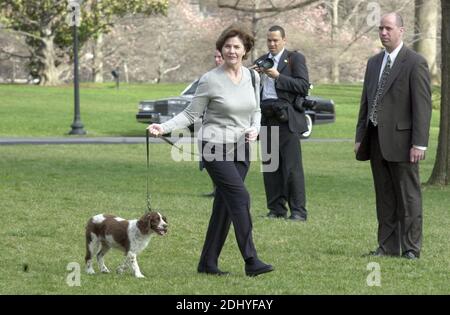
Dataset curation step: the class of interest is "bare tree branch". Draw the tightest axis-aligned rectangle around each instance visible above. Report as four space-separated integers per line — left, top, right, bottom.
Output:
1 28 44 42
161 64 180 75
254 11 280 22
342 0 365 26
341 25 375 55
102 43 123 58
0 47 31 59
218 0 321 13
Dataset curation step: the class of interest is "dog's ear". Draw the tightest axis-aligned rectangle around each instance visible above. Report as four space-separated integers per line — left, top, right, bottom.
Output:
148 212 161 230
137 213 152 234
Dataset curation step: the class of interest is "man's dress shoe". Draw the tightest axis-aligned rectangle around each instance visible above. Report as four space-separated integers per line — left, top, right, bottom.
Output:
266 212 287 219
402 251 419 260
362 247 385 257
198 266 230 276
288 214 307 221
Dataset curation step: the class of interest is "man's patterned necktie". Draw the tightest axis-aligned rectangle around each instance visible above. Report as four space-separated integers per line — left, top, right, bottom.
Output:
369 55 391 126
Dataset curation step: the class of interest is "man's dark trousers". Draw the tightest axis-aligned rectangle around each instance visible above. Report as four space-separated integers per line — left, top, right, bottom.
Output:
263 119 307 218
368 124 423 256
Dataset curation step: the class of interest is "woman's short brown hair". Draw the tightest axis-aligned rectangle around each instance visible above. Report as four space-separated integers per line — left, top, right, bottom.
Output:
215 26 254 60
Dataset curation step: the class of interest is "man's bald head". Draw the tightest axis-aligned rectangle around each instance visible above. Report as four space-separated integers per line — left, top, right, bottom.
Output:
379 13 405 52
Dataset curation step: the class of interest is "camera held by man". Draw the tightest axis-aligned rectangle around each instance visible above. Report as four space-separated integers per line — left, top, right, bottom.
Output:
252 58 299 122
251 57 334 123
254 57 274 71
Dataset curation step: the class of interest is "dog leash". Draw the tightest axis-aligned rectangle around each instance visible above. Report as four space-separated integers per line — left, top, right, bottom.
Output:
146 129 199 212
159 134 198 157
145 128 252 210
146 129 153 212
156 133 246 158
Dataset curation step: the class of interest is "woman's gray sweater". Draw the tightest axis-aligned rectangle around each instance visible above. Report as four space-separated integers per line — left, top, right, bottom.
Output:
161 66 261 144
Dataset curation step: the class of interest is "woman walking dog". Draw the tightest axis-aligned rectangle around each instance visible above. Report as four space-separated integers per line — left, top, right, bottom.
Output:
147 26 273 277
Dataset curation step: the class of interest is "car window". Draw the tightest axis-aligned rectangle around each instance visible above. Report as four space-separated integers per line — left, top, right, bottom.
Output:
181 80 199 96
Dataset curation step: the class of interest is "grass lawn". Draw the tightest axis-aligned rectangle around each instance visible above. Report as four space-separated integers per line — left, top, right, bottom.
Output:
0 83 441 140
0 83 448 294
0 83 187 137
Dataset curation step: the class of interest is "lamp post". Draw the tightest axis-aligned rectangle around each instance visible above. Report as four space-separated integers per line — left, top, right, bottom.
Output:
68 0 86 135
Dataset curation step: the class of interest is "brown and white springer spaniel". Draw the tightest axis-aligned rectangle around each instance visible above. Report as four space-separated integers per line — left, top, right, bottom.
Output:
85 211 168 278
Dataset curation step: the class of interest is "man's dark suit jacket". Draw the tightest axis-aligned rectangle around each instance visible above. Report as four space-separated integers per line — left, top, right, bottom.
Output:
256 50 310 136
355 46 432 162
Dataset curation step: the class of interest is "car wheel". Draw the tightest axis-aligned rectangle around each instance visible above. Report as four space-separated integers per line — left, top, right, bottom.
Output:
301 114 313 139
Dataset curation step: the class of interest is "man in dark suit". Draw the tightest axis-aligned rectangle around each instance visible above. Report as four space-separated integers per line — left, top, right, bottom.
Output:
355 13 432 259
255 25 310 221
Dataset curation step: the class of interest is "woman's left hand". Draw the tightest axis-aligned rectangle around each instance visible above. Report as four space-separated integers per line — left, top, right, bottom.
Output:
245 127 258 142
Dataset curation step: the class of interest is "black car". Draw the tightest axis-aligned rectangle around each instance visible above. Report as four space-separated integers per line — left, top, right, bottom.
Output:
136 80 335 138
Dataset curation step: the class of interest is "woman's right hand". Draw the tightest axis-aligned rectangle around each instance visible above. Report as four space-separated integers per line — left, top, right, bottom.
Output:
147 123 164 136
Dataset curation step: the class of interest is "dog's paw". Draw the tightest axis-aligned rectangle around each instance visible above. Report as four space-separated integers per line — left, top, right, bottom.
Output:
116 266 125 274
135 273 145 278
100 266 110 273
86 268 96 275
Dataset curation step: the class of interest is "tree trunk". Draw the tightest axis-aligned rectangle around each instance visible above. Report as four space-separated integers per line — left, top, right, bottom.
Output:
330 59 339 83
154 24 172 84
123 61 129 83
156 33 164 83
414 0 439 83
251 0 261 61
330 0 340 83
427 0 449 185
38 35 61 86
12 59 16 83
93 33 104 83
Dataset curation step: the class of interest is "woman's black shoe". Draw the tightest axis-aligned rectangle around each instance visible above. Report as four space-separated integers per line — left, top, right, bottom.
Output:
245 259 274 277
198 266 230 276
